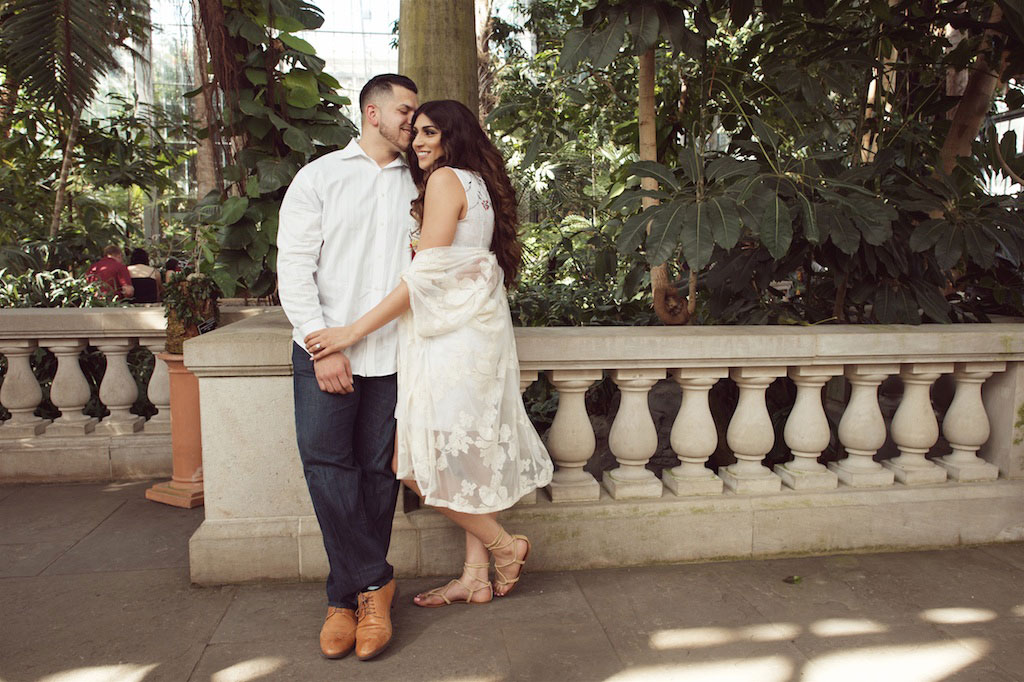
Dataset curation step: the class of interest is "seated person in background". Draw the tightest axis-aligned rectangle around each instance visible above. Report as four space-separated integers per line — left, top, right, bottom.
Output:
163 257 181 285
85 245 134 299
127 248 161 303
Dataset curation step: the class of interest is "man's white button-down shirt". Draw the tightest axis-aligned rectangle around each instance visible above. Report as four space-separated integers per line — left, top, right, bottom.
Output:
278 140 416 377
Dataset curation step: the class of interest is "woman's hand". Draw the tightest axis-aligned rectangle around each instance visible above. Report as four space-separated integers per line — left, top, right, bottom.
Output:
304 326 361 361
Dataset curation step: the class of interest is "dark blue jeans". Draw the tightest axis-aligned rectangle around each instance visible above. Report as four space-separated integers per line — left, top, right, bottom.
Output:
292 343 400 609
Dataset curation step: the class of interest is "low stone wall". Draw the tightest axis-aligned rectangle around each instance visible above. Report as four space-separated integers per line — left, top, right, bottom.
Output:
186 311 1024 582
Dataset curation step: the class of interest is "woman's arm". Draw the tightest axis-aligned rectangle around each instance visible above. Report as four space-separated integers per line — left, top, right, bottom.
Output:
304 167 466 359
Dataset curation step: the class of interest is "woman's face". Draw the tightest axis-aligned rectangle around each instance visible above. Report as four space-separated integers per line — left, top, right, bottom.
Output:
411 113 444 170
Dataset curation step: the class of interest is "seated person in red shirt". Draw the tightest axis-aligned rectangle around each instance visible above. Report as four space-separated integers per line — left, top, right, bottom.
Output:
85 245 134 299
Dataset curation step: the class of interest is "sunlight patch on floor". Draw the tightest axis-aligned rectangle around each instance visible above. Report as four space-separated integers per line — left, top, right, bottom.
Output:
801 638 989 682
605 656 793 682
648 622 800 650
211 657 287 682
920 607 997 624
37 664 158 682
809 618 888 637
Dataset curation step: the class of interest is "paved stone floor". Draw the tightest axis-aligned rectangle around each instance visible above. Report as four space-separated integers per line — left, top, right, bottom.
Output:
1 481 1023 682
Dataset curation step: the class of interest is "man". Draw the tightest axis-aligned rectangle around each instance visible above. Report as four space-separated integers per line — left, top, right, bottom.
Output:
85 245 134 299
277 74 419 662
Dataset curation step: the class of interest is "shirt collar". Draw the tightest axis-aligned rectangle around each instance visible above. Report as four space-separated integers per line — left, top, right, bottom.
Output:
342 139 409 169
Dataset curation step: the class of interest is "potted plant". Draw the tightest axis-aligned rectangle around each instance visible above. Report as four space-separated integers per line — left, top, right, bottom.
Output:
146 270 221 508
163 271 221 353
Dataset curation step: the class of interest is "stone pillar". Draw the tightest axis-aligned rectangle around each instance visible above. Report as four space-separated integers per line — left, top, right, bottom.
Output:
41 339 97 436
516 369 539 504
829 364 897 487
980 361 1024 479
0 341 50 437
142 339 171 434
603 368 666 499
663 367 726 496
883 363 952 484
545 369 602 502
91 338 145 435
774 365 843 490
719 366 786 493
937 361 1004 481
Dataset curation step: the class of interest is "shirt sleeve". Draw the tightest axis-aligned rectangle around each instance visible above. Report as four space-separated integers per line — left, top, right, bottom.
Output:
115 263 132 288
277 164 327 339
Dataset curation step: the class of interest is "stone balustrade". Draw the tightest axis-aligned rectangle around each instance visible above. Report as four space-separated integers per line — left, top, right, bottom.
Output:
186 311 1024 584
0 306 267 481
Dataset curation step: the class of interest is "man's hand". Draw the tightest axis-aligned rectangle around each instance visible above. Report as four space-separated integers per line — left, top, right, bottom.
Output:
313 350 354 394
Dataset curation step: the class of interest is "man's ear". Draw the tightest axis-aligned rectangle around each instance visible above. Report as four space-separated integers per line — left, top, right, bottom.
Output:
364 103 379 128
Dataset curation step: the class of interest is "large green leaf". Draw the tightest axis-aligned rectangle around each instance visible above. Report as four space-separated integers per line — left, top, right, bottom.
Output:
629 161 680 191
590 9 626 69
283 70 320 109
558 27 591 72
627 3 660 53
820 204 859 254
874 282 920 324
963 223 996 268
217 197 249 226
682 202 714 271
256 159 298 193
911 280 951 323
908 218 946 252
220 219 256 249
706 157 758 183
617 207 658 253
646 201 686 266
796 194 819 244
279 33 316 55
660 7 703 57
933 227 963 269
678 146 701 185
759 194 793 258
283 126 315 155
705 196 742 249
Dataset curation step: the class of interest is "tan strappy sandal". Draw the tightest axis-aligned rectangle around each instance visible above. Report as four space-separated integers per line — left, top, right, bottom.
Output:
413 562 493 608
485 532 531 598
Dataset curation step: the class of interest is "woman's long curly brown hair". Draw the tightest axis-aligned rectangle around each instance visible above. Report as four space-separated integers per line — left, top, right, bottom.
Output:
408 100 522 286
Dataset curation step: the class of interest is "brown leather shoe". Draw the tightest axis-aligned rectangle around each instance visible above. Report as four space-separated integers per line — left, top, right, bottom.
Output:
319 606 357 659
354 579 397 661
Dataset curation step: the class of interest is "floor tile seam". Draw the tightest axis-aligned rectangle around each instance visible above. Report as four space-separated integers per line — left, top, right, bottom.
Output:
35 498 130 576
0 565 192 582
188 586 241 680
936 628 1020 678
568 570 626 669
974 544 1024 572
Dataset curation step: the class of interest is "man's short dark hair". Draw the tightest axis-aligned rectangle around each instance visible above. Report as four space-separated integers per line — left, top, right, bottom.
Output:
359 74 418 112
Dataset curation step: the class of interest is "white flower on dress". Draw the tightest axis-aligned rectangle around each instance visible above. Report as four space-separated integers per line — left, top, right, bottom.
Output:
460 479 478 497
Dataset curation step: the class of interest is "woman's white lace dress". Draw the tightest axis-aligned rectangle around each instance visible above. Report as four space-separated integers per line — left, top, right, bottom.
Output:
394 167 553 513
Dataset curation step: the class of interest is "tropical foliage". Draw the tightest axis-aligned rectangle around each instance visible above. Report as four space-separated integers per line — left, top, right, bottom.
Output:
490 0 1024 324
189 0 358 297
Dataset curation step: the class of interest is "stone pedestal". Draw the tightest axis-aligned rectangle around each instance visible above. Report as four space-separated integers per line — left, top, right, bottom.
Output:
146 353 203 508
603 368 666 500
720 366 785 494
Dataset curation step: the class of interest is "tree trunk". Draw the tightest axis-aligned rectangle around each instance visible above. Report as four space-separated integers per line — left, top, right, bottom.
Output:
938 5 1006 176
191 0 221 199
638 49 688 325
398 0 478 113
50 109 81 238
476 0 496 122
0 75 21 140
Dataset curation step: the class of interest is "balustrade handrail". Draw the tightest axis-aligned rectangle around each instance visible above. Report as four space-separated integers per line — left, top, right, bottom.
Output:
1 307 168 342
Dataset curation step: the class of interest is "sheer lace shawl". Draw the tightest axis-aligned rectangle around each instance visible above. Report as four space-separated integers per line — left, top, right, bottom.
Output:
395 246 553 513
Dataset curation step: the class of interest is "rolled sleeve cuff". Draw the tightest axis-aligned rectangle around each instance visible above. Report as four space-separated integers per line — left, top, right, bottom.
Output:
298 318 327 341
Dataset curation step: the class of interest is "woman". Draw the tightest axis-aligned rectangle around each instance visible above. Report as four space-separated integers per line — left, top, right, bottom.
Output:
127 248 161 303
305 100 553 607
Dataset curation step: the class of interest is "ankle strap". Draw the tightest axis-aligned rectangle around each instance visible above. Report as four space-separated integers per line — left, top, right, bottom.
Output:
464 561 490 569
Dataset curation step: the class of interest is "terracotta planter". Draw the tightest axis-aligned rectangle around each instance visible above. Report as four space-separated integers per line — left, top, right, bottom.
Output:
145 352 204 508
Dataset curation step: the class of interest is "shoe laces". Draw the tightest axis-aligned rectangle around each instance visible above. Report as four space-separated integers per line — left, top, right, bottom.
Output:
357 591 378 619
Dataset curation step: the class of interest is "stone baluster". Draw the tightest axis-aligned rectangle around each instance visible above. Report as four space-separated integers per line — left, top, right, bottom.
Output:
0 341 50 437
829 364 898 486
545 369 602 502
517 369 539 504
91 337 145 435
663 367 727 496
937 361 1004 481
719 366 786 493
604 368 667 499
142 339 171 434
883 363 952 484
774 366 843 490
41 339 97 435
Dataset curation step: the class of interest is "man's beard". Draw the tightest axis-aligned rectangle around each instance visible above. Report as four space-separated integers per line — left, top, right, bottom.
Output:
379 120 408 152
